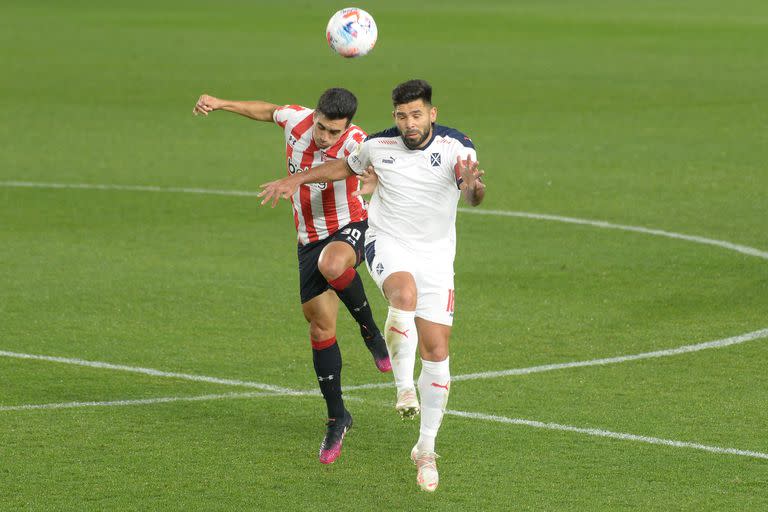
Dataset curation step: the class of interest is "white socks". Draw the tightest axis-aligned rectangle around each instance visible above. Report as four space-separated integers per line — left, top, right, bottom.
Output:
384 306 419 392
385 307 450 454
416 357 450 453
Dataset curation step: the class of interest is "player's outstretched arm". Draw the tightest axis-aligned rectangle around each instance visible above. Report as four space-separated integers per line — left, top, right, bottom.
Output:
258 159 355 208
457 155 486 207
193 94 279 122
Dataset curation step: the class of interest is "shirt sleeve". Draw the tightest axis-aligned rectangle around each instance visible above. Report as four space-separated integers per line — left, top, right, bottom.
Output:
341 128 367 158
272 104 305 129
346 139 372 175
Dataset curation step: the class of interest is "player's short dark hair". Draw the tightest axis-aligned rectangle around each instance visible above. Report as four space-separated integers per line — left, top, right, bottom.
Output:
316 88 357 124
391 79 432 106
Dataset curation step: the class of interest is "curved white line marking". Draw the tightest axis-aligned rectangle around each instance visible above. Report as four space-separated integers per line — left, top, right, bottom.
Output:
0 350 303 395
344 328 768 391
3 181 767 460
3 388 766 461
447 409 768 460
457 207 768 261
451 327 768 383
2 180 766 260
0 391 281 412
0 181 261 198
3 328 766 393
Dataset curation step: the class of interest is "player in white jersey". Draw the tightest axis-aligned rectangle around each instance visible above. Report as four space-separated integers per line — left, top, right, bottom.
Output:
193 88 391 465
259 79 486 492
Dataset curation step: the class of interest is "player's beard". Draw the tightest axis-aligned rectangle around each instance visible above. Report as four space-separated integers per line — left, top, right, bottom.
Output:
400 125 432 150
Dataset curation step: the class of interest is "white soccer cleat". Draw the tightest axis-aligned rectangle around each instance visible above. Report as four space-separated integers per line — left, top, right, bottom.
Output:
411 446 439 492
395 388 420 419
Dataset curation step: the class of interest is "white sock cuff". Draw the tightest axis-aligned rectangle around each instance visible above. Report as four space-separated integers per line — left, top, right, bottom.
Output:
388 306 416 320
421 357 450 376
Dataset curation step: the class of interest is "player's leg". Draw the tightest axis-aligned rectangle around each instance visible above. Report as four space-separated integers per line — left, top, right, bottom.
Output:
302 290 353 464
363 234 420 418
409 266 455 492
318 227 391 372
298 240 352 464
410 318 451 492
382 271 420 418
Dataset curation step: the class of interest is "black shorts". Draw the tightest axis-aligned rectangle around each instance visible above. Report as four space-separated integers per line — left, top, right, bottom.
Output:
297 220 368 304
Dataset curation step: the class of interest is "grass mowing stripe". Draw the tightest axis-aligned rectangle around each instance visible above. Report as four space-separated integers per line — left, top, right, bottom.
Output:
5 388 766 463
1 180 766 260
447 409 768 461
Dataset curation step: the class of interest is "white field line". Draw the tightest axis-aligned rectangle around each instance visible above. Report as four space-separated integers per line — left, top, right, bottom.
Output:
342 327 768 391
0 350 305 395
2 180 766 261
3 327 767 394
446 409 768 461
0 181 262 198
3 181 767 460
457 208 768 261
0 391 283 412
2 387 766 462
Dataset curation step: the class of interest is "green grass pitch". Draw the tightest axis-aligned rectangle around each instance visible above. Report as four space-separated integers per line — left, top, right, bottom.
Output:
1 1 767 510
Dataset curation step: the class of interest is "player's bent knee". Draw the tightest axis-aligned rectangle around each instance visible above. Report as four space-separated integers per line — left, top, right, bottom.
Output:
318 257 348 282
388 287 417 311
421 346 449 362
310 323 336 342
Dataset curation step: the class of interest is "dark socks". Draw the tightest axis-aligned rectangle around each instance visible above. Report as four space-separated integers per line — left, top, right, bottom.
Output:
329 268 381 340
311 337 345 419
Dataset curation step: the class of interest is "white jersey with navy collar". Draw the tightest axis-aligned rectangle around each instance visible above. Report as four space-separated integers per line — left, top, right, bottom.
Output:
347 124 477 255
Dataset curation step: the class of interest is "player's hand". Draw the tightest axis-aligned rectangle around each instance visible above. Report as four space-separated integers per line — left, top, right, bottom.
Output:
351 165 378 197
193 94 221 116
457 155 485 193
257 177 298 208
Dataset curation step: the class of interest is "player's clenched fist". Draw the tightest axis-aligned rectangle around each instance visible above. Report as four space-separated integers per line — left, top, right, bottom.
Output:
193 94 222 116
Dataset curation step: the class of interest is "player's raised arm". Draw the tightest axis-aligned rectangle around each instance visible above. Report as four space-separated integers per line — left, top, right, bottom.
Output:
258 158 355 208
193 94 279 121
457 155 486 207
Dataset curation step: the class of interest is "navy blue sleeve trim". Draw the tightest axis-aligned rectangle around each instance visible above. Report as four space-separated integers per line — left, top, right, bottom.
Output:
433 124 475 149
364 126 400 141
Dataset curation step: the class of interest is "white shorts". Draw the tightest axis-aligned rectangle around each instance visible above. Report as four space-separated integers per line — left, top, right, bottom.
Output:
364 235 456 326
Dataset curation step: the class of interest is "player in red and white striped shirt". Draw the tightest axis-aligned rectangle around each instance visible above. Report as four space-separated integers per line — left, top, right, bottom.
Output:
193 88 390 464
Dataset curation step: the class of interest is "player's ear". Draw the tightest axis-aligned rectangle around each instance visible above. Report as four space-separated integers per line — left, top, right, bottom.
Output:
430 106 437 122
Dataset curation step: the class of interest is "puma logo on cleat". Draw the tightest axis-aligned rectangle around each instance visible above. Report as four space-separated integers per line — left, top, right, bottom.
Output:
430 382 449 391
388 326 409 338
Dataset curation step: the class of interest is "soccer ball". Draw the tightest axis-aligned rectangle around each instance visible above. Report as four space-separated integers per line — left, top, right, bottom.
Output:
326 8 378 58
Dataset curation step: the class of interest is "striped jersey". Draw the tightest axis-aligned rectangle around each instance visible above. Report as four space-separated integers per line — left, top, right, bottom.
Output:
273 104 367 245
347 124 477 256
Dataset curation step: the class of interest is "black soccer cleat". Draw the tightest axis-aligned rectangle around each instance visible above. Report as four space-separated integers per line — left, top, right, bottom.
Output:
318 410 353 464
364 331 392 373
